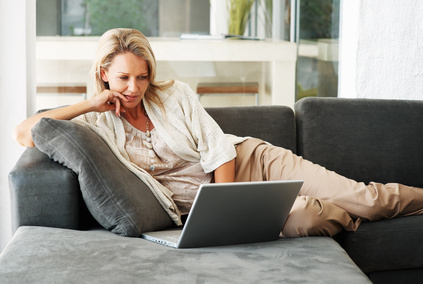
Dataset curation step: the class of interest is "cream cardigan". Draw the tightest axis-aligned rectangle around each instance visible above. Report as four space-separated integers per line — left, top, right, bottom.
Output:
73 81 246 225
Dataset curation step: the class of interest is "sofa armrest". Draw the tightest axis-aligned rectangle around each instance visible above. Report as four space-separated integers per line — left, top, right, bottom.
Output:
8 147 95 234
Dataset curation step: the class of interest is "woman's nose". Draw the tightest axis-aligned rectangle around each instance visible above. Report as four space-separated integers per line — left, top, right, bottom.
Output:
128 78 138 92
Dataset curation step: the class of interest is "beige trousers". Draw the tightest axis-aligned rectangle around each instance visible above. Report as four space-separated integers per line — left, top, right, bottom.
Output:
235 138 423 237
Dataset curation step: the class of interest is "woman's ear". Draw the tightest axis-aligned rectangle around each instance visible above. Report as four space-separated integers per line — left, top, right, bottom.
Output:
100 69 108 82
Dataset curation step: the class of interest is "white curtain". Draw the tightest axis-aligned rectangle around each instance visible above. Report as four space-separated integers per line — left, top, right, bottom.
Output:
0 0 35 251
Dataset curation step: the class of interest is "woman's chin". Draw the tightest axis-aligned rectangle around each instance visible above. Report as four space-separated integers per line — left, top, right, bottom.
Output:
122 101 142 109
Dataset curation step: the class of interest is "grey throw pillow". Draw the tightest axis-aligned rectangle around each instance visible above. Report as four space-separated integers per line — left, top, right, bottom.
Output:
32 117 173 237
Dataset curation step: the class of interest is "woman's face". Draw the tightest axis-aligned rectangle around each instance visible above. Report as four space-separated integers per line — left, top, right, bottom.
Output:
101 52 149 110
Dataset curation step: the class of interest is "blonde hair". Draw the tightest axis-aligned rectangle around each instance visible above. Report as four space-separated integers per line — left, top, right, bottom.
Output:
91 28 173 109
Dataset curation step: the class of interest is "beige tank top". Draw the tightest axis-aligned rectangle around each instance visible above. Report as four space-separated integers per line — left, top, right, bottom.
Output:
122 118 212 214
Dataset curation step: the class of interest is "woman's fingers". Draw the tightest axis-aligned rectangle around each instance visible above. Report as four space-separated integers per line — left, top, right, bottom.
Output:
91 90 130 115
113 96 122 117
115 91 130 103
108 91 128 116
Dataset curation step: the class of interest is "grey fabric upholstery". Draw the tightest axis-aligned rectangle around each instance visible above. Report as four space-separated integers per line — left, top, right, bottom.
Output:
206 106 296 152
8 147 98 233
0 226 371 284
31 118 173 236
335 215 423 273
295 97 423 282
336 216 423 283
295 97 423 186
8 147 85 232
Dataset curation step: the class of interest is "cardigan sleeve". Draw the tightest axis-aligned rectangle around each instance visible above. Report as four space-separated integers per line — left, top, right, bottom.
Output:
148 81 237 174
188 91 237 173
177 82 237 173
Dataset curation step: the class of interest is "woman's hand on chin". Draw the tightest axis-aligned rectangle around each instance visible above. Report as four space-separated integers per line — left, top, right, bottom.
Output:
90 90 129 117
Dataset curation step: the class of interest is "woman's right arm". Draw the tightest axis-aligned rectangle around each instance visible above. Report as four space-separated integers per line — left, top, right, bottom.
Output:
14 90 128 147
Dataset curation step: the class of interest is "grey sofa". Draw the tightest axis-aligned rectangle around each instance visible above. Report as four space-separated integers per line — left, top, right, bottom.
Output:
295 98 423 283
2 97 423 283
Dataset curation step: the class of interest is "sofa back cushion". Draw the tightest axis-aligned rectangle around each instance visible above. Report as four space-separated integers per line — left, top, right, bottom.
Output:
206 106 296 153
295 97 423 186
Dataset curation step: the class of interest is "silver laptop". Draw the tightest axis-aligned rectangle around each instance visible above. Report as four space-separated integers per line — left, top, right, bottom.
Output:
141 180 303 249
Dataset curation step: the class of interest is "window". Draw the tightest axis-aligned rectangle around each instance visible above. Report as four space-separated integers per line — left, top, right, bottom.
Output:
35 0 336 109
296 0 340 100
37 0 212 37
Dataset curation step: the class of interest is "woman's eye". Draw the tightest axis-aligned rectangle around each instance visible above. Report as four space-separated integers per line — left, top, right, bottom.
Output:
138 76 147 80
119 76 128 80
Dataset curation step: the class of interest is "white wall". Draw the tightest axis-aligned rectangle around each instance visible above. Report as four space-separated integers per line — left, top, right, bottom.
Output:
339 0 423 99
0 0 35 250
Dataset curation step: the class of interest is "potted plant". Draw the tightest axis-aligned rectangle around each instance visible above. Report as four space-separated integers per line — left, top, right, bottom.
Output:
227 0 255 35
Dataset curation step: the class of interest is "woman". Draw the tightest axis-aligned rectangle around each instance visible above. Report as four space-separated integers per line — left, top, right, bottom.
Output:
14 28 423 237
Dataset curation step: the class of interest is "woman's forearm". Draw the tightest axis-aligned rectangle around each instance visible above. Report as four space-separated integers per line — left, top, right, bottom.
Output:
214 159 236 183
14 89 128 148
13 100 95 148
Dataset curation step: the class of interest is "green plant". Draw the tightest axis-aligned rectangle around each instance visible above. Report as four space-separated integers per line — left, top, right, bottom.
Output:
296 83 317 101
84 0 147 36
300 0 340 40
227 0 255 35
261 0 273 38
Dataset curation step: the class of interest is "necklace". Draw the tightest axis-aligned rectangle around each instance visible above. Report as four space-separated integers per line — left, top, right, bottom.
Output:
145 114 156 172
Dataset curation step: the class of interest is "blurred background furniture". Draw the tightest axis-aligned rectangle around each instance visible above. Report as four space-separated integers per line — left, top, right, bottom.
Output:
197 82 259 105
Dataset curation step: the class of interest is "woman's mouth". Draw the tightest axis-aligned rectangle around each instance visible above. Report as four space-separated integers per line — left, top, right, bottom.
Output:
124 95 138 102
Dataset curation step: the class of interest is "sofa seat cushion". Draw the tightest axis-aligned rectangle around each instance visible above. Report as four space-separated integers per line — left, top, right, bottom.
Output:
335 215 423 274
0 226 371 283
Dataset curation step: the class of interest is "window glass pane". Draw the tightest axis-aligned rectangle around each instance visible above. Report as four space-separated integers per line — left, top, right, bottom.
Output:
296 0 340 101
35 0 299 110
